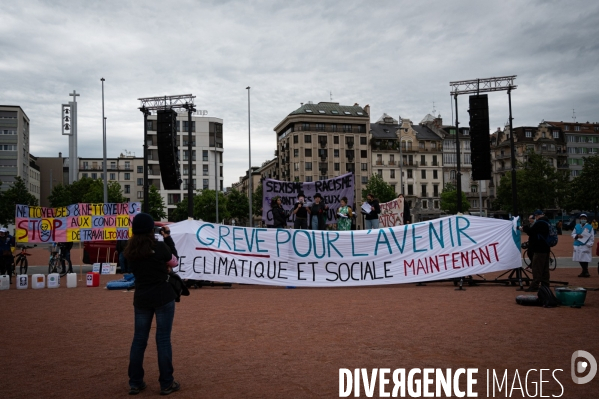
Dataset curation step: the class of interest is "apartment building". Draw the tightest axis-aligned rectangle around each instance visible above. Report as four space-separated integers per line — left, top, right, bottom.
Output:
543 121 599 179
35 153 67 207
146 113 224 219
28 154 41 204
274 101 370 226
0 105 31 193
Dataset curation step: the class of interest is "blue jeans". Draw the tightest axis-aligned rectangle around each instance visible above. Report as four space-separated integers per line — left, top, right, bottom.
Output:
128 300 176 390
365 219 379 229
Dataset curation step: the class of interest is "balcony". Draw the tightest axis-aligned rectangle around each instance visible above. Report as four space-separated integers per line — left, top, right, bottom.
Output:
420 161 427 166
557 163 569 169
388 161 396 166
421 192 429 197
319 139 328 148
402 161 419 167
375 160 385 166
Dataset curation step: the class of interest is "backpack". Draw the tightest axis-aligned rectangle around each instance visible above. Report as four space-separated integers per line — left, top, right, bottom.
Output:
166 271 190 302
537 220 558 247
537 286 560 308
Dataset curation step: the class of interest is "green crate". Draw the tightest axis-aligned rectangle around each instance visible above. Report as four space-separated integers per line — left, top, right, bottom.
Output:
555 287 587 307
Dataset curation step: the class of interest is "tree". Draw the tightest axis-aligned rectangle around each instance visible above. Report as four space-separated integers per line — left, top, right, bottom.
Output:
69 177 96 204
48 183 72 207
0 177 38 227
194 189 229 223
568 154 599 213
361 174 396 203
171 198 190 222
226 189 250 225
81 180 127 203
440 182 470 214
252 182 263 217
143 185 167 221
495 150 560 216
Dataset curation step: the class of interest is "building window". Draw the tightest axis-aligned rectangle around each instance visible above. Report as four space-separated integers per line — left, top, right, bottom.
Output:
293 135 298 144
91 173 97 179
433 170 438 179
331 125 338 133
316 123 325 131
422 200 428 209
360 137 367 145
433 185 439 196
361 163 368 171
137 166 143 173
124 173 130 180
334 135 339 144
124 185 130 194
203 165 209 176
304 134 312 143
419 141 425 149
361 150 367 158
294 162 300 171
137 191 143 199
305 148 312 157
82 173 88 178
421 170 426 179
434 200 440 209
334 149 339 158
203 179 209 189
305 176 313 182
450 170 456 180
361 176 368 184
390 169 395 178
564 125 569 131
421 185 427 196
182 121 196 132
377 169 383 177
109 173 116 180
125 161 131 169
471 185 478 193
334 163 340 171
575 126 580 131
305 162 312 171
137 178 143 186
553 131 560 138
203 150 209 161
407 169 413 178
407 185 413 196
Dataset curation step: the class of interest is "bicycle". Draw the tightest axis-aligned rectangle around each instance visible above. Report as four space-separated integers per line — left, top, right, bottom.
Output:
48 248 69 277
13 244 36 275
521 242 557 271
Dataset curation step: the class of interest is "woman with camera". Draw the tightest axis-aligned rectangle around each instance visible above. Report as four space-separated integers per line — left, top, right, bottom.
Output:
125 213 180 396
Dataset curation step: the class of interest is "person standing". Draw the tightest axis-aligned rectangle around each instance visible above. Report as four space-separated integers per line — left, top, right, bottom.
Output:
396 193 411 225
309 193 328 230
520 209 551 292
58 241 74 274
592 219 598 234
572 213 594 278
116 239 129 274
556 220 563 235
292 193 308 229
271 197 287 228
0 228 15 284
336 197 353 231
362 193 381 229
125 213 180 396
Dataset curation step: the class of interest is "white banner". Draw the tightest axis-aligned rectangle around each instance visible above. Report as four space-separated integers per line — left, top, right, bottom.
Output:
378 197 404 227
170 216 522 287
261 173 355 226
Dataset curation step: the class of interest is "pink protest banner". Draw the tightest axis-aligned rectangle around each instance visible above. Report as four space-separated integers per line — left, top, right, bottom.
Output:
378 197 405 227
15 202 141 243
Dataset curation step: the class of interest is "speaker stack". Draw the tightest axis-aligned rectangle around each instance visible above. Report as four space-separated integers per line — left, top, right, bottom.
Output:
157 109 182 190
468 95 492 181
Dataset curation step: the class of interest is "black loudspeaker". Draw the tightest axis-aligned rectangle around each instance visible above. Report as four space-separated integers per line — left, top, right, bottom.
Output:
157 109 181 190
468 95 492 181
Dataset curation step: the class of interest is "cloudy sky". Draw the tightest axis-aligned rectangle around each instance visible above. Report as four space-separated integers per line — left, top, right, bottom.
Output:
2 0 598 187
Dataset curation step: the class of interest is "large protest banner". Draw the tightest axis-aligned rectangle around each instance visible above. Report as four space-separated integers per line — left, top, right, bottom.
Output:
170 215 522 287
15 202 141 243
261 173 355 226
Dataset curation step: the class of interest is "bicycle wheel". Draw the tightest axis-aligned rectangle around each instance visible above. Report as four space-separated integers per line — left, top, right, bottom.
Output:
48 259 55 274
17 257 28 275
59 258 69 277
549 251 557 271
522 249 531 268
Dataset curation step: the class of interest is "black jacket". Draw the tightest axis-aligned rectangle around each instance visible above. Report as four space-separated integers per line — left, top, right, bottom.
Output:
363 200 380 220
129 241 176 308
309 202 328 230
522 216 550 254
272 206 287 228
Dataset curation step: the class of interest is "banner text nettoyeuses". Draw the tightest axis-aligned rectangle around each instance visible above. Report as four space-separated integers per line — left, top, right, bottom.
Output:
171 216 522 287
15 202 141 243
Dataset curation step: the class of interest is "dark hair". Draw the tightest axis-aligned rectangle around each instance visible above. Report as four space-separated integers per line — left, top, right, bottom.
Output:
340 197 348 203
270 197 279 207
124 232 156 261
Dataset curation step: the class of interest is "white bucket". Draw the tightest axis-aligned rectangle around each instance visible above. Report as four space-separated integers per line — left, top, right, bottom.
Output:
47 273 60 288
0 275 9 290
66 273 77 288
16 275 28 289
32 274 45 289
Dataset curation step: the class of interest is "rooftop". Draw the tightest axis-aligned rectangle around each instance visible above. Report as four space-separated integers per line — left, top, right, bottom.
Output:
289 102 368 117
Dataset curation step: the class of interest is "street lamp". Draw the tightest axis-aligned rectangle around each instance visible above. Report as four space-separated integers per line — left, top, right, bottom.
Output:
101 78 107 203
246 86 252 227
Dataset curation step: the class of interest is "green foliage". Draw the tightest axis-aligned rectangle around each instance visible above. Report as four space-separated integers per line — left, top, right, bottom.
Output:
171 198 190 222
194 189 229 223
227 189 250 225
81 180 127 203
69 177 95 204
144 185 167 221
361 174 396 203
252 182 263 217
440 182 470 214
495 150 563 215
568 154 599 212
48 177 127 206
0 177 38 227
48 183 72 207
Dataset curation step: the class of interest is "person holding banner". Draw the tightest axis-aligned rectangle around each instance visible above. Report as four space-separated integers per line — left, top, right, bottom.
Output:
271 197 287 228
397 193 411 225
362 193 381 229
293 193 309 229
310 193 328 230
336 197 353 231
125 213 180 396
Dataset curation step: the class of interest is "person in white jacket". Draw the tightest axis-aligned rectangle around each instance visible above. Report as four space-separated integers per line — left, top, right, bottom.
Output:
571 213 594 278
